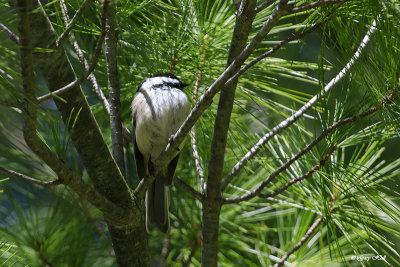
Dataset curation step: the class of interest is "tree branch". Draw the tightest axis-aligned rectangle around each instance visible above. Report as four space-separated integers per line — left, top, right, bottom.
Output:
191 127 205 191
0 166 62 186
273 177 341 267
191 66 206 191
59 0 108 111
0 99 22 108
133 174 155 200
16 0 132 223
273 216 324 267
37 0 109 103
232 0 240 10
104 1 125 175
59 0 108 112
222 18 379 190
159 233 171 267
55 0 91 47
227 16 331 84
259 145 336 199
0 166 131 223
222 88 397 205
202 0 258 266
175 176 205 203
0 22 20 44
133 172 206 203
25 2 148 264
288 0 351 14
59 0 131 143
255 0 276 13
154 0 289 186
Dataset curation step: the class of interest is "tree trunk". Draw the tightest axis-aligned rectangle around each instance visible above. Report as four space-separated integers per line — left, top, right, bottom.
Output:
202 1 256 266
24 2 149 266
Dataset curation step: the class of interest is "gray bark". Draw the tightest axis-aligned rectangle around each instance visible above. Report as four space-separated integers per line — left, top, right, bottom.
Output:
20 1 150 266
201 1 257 266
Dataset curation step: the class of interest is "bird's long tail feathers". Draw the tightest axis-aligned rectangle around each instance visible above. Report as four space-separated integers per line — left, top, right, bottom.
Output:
145 155 181 233
145 178 170 233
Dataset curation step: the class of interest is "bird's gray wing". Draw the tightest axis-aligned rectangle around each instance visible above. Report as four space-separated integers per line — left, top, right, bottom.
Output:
132 118 146 182
133 117 157 232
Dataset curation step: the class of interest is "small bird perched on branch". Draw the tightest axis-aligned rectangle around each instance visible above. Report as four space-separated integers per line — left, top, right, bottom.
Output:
132 73 190 233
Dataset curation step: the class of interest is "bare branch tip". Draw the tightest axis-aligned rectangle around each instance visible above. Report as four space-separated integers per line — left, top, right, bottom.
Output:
0 23 20 44
0 166 62 187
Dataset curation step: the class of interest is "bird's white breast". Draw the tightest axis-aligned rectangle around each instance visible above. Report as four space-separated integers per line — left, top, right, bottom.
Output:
132 86 190 161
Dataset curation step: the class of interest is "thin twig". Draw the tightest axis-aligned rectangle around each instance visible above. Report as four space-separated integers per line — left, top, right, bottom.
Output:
133 160 205 202
273 175 341 267
56 0 91 47
222 108 372 204
288 0 351 14
59 0 109 111
0 23 20 44
175 176 205 203
175 223 201 264
38 246 54 267
159 233 170 267
222 18 379 190
232 0 240 10
0 166 62 186
259 145 336 199
37 0 109 103
0 99 22 108
183 233 201 267
273 216 324 267
191 66 206 191
222 88 396 204
227 0 346 89
255 0 276 13
59 0 131 142
190 127 205 191
133 174 155 200
229 20 327 83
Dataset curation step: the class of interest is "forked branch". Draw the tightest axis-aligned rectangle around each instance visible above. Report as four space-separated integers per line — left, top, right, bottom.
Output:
16 0 132 222
155 0 289 174
56 0 91 47
222 18 379 190
175 176 205 202
259 145 336 199
37 0 109 103
222 88 397 204
288 0 352 14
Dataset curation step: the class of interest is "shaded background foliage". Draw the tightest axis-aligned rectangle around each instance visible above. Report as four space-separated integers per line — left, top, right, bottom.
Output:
1 0 400 266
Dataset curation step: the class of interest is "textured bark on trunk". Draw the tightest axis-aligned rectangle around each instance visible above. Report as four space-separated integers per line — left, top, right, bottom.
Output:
23 2 149 266
107 215 150 267
201 1 257 266
105 2 125 176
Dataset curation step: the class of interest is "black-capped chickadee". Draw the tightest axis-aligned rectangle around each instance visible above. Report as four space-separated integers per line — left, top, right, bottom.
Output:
132 73 190 233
